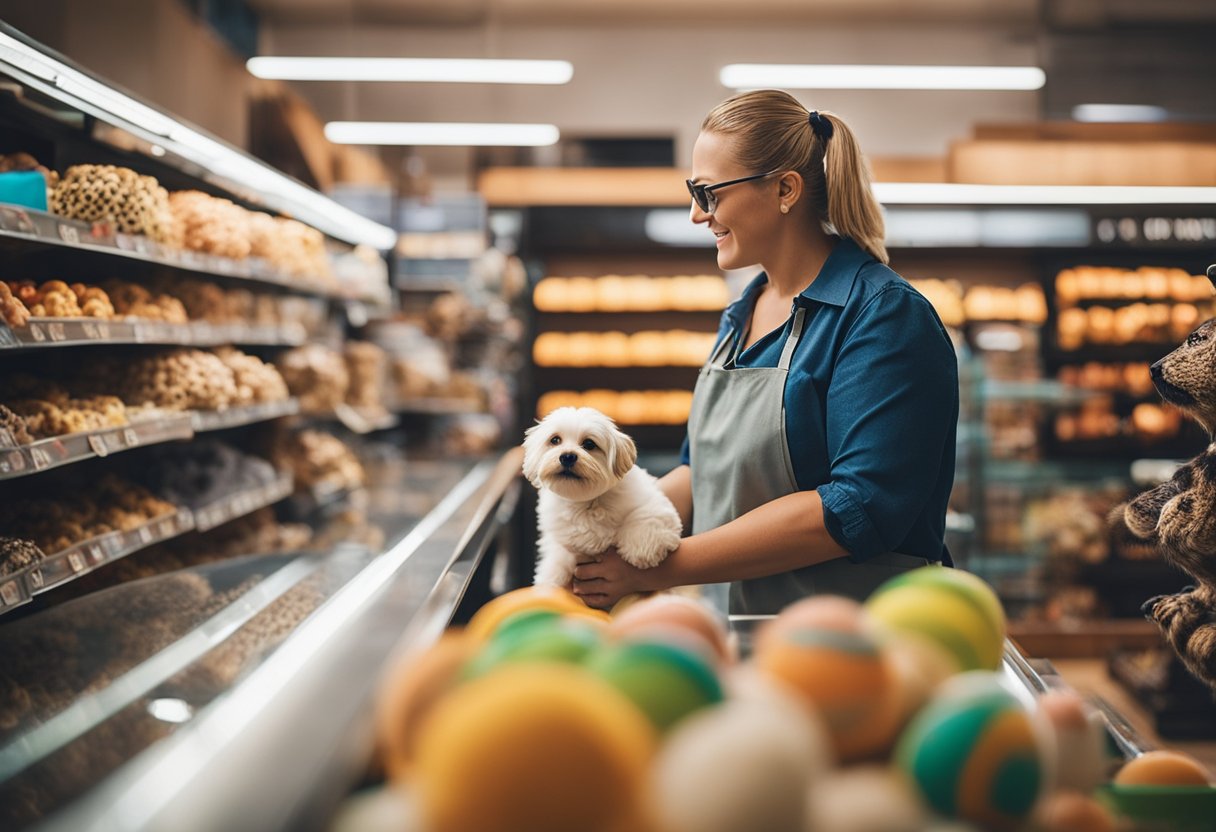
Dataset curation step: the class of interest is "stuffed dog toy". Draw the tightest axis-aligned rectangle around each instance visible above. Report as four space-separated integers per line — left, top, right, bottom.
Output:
1117 265 1216 692
523 406 682 589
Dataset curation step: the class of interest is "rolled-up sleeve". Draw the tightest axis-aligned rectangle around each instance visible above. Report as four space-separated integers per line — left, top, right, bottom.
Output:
815 285 958 561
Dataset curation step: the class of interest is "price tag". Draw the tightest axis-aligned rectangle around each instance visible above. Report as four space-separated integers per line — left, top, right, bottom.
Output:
0 580 21 606
81 321 101 340
137 525 153 544
88 543 106 564
176 509 192 526
68 551 85 572
0 429 15 449
3 450 25 474
57 222 81 245
27 323 45 342
47 322 66 342
0 206 34 234
27 568 44 589
88 434 109 457
133 235 150 254
29 447 52 470
122 428 138 447
0 325 16 347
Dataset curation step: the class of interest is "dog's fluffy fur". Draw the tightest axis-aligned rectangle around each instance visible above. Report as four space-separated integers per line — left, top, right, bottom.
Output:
524 407 682 588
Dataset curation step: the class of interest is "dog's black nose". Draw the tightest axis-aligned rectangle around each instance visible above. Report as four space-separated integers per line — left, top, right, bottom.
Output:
559 453 577 467
1149 361 1163 381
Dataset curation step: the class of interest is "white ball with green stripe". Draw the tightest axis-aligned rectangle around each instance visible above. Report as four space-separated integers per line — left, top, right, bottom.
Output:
865 566 1006 672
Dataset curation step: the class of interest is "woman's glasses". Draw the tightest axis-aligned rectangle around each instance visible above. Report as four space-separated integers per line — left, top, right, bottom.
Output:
686 170 779 214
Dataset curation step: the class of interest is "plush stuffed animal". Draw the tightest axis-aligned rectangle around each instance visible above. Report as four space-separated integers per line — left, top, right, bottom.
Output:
1118 265 1216 692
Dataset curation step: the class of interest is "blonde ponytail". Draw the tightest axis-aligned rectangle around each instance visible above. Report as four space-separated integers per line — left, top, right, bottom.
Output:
819 112 888 264
701 90 888 264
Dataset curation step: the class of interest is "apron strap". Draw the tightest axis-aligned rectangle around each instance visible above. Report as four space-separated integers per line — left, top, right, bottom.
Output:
777 306 808 370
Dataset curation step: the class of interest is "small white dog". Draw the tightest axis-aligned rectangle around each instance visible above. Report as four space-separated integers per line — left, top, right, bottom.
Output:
523 406 683 588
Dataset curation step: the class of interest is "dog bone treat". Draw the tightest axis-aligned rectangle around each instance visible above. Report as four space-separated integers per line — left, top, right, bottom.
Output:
0 282 31 328
270 429 365 494
212 346 289 405
49 164 176 242
249 214 332 282
26 279 82 318
278 344 349 413
0 536 46 576
344 341 389 415
168 190 252 260
116 348 240 411
68 283 116 319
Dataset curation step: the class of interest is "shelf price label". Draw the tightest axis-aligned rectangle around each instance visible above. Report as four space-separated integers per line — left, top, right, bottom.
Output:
26 569 44 590
0 580 21 606
0 429 15 449
1 451 25 474
68 551 85 572
88 434 109 457
47 322 66 342
29 447 52 471
57 223 81 245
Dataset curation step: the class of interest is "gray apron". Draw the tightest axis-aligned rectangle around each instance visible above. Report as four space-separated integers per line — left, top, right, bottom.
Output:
687 305 931 615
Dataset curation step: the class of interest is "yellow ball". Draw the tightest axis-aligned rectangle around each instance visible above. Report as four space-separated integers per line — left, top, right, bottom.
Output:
413 665 656 832
866 566 1006 672
466 586 608 642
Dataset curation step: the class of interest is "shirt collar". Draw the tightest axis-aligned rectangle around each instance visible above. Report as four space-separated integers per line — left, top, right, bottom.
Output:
722 237 873 325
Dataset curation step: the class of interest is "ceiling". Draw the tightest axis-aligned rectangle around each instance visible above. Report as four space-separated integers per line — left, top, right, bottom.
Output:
246 0 1216 26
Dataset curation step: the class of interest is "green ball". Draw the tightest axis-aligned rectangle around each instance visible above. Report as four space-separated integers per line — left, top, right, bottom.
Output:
464 617 602 680
491 608 565 642
585 640 723 733
895 672 1045 832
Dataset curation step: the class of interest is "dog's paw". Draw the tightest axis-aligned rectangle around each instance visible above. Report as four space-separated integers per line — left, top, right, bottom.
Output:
616 524 679 569
534 558 574 588
1141 594 1168 618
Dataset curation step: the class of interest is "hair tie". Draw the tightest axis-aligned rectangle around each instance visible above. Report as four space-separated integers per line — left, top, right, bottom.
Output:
808 110 833 141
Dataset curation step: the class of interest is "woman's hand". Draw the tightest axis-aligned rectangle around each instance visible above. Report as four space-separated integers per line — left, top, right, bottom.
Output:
572 547 650 610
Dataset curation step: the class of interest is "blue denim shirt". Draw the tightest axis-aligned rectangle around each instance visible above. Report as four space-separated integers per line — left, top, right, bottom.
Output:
681 237 958 565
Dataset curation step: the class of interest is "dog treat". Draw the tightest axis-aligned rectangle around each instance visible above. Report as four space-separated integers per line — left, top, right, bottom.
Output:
0 537 45 576
270 429 365 494
0 283 31 328
248 213 332 282
0 404 34 444
100 280 188 323
344 341 388 415
0 151 59 187
115 348 240 411
168 190 252 260
278 344 349 413
212 346 289 405
49 164 176 243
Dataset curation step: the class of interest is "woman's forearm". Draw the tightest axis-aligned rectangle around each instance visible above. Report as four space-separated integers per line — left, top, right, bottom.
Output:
640 488 848 590
657 464 693 534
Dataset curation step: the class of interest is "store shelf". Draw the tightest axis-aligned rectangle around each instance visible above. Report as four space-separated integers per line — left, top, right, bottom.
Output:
0 413 194 480
191 473 293 532
0 318 307 350
534 366 699 389
190 399 300 433
0 507 193 614
535 310 722 333
0 204 387 305
389 397 486 415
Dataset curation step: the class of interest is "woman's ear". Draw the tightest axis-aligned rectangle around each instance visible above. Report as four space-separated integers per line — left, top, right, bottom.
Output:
778 171 803 207
609 427 637 480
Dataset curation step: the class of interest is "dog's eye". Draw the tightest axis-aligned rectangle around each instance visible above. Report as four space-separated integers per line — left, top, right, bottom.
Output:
1188 331 1207 347
549 435 561 445
581 439 597 451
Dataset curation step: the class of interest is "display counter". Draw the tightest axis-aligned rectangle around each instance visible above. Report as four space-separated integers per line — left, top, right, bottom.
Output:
0 449 523 832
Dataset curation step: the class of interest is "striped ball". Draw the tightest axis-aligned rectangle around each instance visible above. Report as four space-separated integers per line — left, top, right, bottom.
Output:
755 623 900 762
866 566 1006 672
896 672 1046 831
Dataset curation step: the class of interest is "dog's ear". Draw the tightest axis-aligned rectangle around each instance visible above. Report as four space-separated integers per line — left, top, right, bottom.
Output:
521 419 545 487
608 424 637 480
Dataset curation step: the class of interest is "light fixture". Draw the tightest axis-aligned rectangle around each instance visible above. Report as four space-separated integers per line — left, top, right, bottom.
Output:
1072 104 1168 123
325 122 560 147
720 64 1046 91
247 56 573 85
873 182 1216 205
0 29 398 250
147 698 194 724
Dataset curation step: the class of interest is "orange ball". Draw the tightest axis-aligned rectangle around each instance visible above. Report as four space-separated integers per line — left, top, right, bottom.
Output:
1114 750 1214 786
376 631 477 781
412 665 656 832
1036 792 1116 832
755 596 867 654
755 622 900 762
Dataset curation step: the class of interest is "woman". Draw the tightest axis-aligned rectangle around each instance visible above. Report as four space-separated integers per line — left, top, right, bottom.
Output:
572 89 959 614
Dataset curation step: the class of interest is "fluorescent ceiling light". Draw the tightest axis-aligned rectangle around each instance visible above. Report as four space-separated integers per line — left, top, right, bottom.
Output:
247 56 573 85
720 64 1045 90
325 122 560 147
0 30 397 249
873 182 1216 205
1072 103 1168 123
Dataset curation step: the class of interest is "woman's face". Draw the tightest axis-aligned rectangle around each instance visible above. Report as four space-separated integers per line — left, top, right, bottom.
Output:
689 130 779 271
